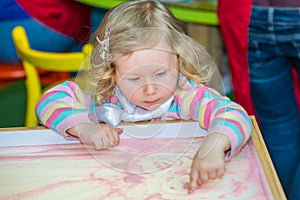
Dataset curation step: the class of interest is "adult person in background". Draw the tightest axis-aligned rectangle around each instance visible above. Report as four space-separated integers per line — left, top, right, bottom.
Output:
217 0 300 199
0 0 107 63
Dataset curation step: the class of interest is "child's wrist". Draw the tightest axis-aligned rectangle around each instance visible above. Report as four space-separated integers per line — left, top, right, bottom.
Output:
66 123 94 138
206 133 230 152
197 133 230 160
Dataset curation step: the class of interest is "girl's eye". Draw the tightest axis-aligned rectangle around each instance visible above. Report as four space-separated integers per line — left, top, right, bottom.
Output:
155 70 167 77
127 77 140 81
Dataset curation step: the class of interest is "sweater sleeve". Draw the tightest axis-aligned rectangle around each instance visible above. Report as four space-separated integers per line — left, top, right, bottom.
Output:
35 81 95 138
178 83 252 159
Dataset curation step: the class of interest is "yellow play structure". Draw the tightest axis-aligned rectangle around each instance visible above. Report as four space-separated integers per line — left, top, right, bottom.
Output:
12 26 91 127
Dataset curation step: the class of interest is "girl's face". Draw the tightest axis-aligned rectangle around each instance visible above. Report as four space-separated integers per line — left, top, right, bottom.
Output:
114 48 178 111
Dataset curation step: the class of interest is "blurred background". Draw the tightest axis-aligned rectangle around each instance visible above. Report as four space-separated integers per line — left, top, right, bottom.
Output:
0 0 229 127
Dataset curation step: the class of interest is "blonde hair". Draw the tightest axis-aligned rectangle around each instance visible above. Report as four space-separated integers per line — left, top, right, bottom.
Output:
86 0 216 101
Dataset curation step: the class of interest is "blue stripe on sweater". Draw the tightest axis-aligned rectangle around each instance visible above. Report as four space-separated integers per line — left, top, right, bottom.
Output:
52 109 89 131
211 120 243 146
36 92 69 117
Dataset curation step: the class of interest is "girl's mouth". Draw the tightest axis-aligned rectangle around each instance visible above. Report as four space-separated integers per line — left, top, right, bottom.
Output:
144 99 160 105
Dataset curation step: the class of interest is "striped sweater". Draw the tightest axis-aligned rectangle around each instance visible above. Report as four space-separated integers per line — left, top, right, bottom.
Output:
36 80 252 158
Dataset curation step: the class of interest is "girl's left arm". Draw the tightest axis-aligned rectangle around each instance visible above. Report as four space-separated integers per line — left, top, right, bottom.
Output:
180 85 252 193
179 85 252 158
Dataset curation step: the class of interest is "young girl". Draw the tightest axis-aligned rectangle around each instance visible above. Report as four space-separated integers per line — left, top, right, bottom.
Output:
36 0 252 194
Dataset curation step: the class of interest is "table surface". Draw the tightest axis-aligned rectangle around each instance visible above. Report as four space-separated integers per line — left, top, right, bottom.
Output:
75 0 219 25
0 117 286 199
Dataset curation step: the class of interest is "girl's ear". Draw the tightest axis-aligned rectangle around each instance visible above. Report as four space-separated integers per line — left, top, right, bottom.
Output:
111 71 118 95
111 65 117 83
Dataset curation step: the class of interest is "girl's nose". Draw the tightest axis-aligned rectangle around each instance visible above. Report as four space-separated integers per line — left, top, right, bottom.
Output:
143 83 158 96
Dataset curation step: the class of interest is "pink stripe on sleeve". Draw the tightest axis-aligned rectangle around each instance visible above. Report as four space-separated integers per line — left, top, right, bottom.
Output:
189 89 205 120
45 107 70 128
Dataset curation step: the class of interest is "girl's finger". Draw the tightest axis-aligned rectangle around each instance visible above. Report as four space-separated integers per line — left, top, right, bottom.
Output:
197 179 202 186
199 171 209 183
108 129 120 146
188 169 199 194
208 170 217 180
216 166 225 178
114 128 123 135
94 137 104 150
101 136 110 149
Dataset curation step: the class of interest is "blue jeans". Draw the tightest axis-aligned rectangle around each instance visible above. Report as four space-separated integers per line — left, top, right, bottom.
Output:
248 6 300 199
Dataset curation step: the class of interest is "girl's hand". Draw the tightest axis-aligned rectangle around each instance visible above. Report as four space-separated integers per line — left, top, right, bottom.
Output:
188 133 230 194
67 123 123 150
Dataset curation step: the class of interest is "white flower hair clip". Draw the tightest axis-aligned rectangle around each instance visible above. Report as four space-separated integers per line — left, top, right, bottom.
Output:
96 28 112 62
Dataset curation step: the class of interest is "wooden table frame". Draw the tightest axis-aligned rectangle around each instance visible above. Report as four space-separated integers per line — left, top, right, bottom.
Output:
249 116 286 200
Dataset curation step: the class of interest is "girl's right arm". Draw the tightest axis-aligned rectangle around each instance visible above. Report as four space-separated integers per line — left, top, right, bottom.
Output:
35 81 122 149
35 81 93 136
